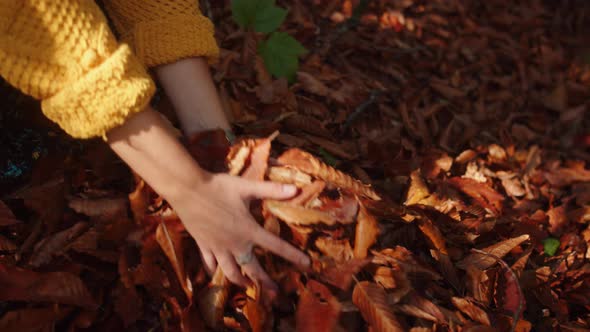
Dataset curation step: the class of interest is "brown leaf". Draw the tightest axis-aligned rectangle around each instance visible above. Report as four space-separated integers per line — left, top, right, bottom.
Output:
417 218 447 254
129 178 149 224
113 282 143 327
156 221 193 301
451 297 491 325
10 177 65 229
352 281 405 332
29 222 89 267
265 200 347 226
0 265 96 308
404 170 438 207
398 292 446 323
278 148 380 200
547 205 567 236
448 177 504 214
68 196 127 218
0 307 72 332
372 247 442 281
296 280 341 332
542 82 567 112
430 80 467 99
0 234 17 251
354 200 380 259
457 235 530 270
197 266 229 330
0 201 20 226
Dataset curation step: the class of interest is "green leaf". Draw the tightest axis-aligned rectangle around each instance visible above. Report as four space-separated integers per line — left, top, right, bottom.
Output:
254 5 287 33
542 237 560 256
231 0 287 33
258 32 307 82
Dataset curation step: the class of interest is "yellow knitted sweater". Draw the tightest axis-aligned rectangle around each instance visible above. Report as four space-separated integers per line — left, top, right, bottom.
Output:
0 0 219 138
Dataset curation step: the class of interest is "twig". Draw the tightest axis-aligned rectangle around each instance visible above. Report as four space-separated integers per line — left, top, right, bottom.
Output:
344 90 380 130
471 249 524 332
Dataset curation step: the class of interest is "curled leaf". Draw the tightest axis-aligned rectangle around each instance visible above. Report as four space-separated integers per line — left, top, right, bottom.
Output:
451 297 491 325
197 267 229 330
354 200 380 259
457 235 530 270
265 200 349 226
156 221 193 301
278 148 381 200
268 166 313 187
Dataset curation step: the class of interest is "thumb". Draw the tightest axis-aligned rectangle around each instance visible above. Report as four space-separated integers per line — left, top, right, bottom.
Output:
240 180 298 200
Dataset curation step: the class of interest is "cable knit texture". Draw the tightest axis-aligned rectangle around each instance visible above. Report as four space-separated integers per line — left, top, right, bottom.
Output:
102 0 219 67
0 0 219 138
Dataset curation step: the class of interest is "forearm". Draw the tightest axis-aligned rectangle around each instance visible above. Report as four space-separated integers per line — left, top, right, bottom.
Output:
106 107 208 202
155 57 231 136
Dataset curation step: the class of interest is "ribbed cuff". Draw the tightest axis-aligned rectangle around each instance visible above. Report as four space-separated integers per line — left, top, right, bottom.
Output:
130 14 220 67
41 44 155 139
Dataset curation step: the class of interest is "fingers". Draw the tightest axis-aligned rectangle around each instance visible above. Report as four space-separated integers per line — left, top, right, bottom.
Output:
240 257 278 296
254 228 311 270
199 247 217 276
216 252 250 287
239 179 297 201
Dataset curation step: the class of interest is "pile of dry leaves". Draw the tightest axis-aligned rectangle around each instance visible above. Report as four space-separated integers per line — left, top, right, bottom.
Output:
1 0 590 331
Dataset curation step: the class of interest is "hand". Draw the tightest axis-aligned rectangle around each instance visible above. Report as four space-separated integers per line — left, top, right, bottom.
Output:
169 173 310 292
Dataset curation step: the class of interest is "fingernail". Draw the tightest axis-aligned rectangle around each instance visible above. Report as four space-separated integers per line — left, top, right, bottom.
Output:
282 184 297 195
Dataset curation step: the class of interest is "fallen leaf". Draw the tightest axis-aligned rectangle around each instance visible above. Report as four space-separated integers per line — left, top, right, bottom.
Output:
457 235 530 270
354 200 380 259
451 297 491 325
398 292 446 323
296 280 341 332
315 236 354 261
0 201 20 226
265 200 348 226
352 281 405 332
547 205 567 235
29 222 89 267
0 307 72 332
197 266 229 330
0 234 17 251
156 221 193 301
278 148 380 200
287 180 326 206
268 166 313 187
448 177 504 214
68 196 127 218
0 264 96 308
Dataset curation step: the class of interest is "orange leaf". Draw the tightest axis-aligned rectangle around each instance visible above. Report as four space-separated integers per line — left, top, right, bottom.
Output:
457 235 530 270
243 285 270 332
287 180 326 206
242 134 276 181
313 255 369 290
315 236 354 261
448 177 504 214
296 280 341 332
451 297 491 325
267 166 313 187
352 281 405 332
354 200 380 259
278 148 380 200
0 200 19 226
265 200 347 226
156 221 193 301
197 267 229 330
547 205 567 236
227 145 251 176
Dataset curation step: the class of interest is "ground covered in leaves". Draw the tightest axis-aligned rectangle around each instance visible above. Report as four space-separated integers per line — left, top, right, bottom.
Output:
1 0 590 331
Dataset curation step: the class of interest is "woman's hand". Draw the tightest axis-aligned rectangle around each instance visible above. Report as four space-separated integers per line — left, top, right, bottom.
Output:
170 173 309 291
107 108 310 293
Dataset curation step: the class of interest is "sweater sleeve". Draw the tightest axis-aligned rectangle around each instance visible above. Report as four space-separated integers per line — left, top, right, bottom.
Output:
0 0 156 139
101 0 219 68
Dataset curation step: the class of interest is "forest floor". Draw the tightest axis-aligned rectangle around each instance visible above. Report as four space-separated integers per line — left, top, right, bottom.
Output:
1 0 590 331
